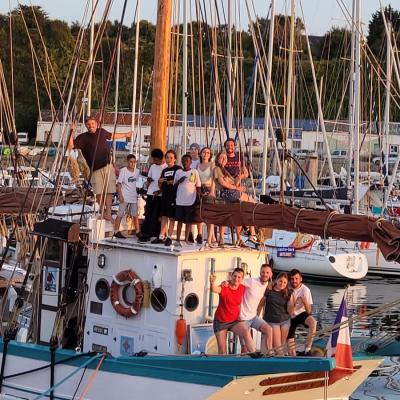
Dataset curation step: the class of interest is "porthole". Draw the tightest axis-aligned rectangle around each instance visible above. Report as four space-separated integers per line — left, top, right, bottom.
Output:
95 279 110 301
184 293 199 312
329 256 336 263
151 288 167 312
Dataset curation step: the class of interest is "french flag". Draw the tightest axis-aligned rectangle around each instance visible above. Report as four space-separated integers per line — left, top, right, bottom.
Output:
326 294 354 379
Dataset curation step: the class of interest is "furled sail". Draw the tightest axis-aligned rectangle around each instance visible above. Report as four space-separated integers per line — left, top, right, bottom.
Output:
198 200 400 262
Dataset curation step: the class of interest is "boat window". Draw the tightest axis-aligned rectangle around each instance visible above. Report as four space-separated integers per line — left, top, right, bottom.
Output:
151 288 167 312
95 279 110 301
184 293 199 312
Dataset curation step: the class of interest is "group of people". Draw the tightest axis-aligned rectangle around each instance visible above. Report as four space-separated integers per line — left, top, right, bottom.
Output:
210 265 317 356
69 115 260 246
113 139 259 246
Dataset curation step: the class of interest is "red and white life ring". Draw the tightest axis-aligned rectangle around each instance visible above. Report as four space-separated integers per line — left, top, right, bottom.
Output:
110 270 144 318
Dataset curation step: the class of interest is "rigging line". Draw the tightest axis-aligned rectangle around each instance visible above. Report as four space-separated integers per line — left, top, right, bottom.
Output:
8 0 15 119
0 4 101 279
3 352 97 380
32 353 103 400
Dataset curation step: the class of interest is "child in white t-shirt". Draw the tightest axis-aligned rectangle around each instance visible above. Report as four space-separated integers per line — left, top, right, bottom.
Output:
173 154 201 244
114 154 140 239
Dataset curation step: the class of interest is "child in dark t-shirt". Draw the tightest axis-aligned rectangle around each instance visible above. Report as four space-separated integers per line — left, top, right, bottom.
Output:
151 150 181 246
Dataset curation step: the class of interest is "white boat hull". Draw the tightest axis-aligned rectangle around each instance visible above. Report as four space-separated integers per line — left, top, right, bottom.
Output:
265 230 368 280
0 352 382 400
336 241 400 277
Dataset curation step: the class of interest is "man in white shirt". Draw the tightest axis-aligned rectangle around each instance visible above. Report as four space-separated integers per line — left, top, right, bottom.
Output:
237 264 273 353
287 269 317 356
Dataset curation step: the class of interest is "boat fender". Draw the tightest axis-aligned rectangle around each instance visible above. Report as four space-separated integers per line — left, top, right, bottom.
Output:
175 318 186 346
110 270 144 318
360 242 371 250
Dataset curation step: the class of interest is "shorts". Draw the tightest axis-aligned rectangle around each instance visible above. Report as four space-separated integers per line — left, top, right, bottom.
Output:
287 312 310 339
160 195 176 218
213 319 238 333
117 202 138 218
220 189 240 203
268 319 291 329
201 185 212 195
244 316 267 331
175 205 195 224
91 164 116 195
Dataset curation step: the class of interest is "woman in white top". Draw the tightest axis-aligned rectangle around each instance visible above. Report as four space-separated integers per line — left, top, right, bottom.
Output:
196 147 216 246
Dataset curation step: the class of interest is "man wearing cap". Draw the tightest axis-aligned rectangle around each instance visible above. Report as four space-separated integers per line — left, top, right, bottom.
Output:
69 116 132 221
189 143 200 169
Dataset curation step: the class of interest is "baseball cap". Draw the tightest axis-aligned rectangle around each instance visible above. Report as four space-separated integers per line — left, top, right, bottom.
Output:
189 143 200 151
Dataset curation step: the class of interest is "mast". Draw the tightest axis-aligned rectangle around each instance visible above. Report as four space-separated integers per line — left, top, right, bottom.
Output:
261 0 275 195
384 21 391 176
347 0 355 189
250 62 257 163
181 0 188 153
303 20 336 187
113 35 121 163
284 0 295 147
150 0 173 151
130 0 141 154
87 0 95 116
226 0 233 135
353 0 361 214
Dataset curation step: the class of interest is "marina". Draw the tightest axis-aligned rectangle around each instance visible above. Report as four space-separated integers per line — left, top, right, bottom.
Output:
0 0 400 399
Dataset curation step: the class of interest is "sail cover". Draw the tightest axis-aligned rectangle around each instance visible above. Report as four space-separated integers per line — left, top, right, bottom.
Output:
0 188 82 215
198 200 400 262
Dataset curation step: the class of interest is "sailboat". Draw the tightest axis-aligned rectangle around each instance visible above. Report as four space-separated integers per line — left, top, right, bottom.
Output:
0 1 393 399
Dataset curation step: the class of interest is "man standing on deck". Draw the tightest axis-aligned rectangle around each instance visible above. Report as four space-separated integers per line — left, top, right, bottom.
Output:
287 269 317 356
69 116 132 221
235 263 273 353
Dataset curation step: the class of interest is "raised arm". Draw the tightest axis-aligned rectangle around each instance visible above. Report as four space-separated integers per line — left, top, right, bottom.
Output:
112 131 132 140
209 274 222 294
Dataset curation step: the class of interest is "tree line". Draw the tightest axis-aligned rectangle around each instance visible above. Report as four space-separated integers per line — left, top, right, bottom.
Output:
0 5 398 138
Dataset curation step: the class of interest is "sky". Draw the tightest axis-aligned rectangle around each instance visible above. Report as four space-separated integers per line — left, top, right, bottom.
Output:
0 1 395 36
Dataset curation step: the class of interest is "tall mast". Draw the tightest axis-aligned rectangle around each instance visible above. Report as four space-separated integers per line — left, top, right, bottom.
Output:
303 17 336 187
384 21 392 175
113 35 121 163
284 0 295 147
87 0 95 116
353 0 361 214
347 0 356 189
261 0 275 195
181 0 188 153
226 0 233 135
150 0 173 151
130 0 141 154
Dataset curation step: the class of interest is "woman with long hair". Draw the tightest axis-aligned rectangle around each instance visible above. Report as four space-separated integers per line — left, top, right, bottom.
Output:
209 268 255 354
262 272 294 355
213 151 257 246
196 147 216 246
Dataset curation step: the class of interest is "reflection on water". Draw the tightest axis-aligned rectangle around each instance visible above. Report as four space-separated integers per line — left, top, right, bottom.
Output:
308 277 400 400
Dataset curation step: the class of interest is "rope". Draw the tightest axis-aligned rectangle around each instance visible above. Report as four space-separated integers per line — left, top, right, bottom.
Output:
294 208 305 230
32 353 103 400
323 211 340 240
78 352 107 400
